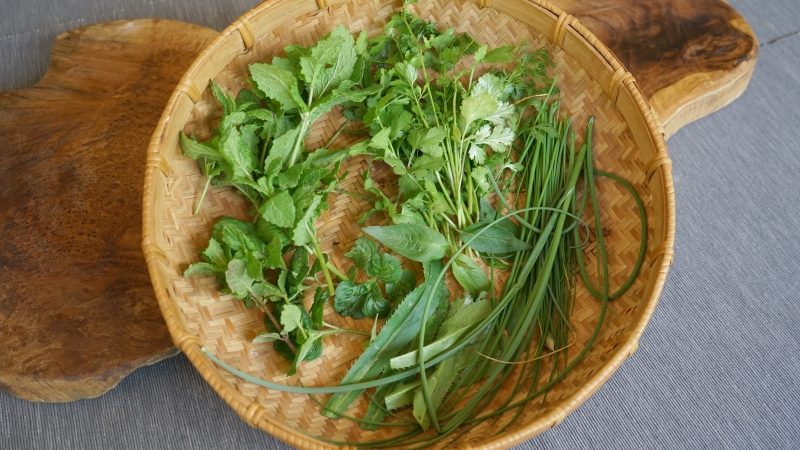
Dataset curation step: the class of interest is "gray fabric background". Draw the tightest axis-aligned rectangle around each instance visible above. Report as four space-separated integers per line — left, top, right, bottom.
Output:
2 1 799 448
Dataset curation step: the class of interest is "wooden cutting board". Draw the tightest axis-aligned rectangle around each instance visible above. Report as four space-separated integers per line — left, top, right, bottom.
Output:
0 1 757 402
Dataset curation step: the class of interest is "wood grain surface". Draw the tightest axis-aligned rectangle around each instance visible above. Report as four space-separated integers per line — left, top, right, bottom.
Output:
559 0 758 137
0 19 217 402
0 0 757 402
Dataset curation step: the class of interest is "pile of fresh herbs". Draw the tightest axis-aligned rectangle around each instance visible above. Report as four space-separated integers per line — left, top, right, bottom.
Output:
181 2 646 446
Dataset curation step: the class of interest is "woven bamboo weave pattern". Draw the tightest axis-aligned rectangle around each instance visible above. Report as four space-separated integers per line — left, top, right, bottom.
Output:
143 0 674 448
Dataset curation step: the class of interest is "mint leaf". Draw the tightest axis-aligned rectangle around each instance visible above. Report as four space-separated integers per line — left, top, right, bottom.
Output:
249 63 307 112
260 191 296 228
280 304 304 333
299 26 357 100
180 132 223 163
225 258 257 298
345 237 378 271
265 236 285 270
367 253 402 284
211 81 235 115
292 194 323 246
184 262 222 278
263 125 300 176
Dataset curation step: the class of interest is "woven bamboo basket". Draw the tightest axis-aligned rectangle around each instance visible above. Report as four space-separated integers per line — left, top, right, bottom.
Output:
142 0 675 447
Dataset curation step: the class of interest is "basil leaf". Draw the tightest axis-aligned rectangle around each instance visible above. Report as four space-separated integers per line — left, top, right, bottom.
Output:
459 222 530 254
386 269 415 301
225 259 256 299
363 224 448 262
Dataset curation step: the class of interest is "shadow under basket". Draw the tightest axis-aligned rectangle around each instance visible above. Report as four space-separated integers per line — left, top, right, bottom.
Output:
142 0 675 448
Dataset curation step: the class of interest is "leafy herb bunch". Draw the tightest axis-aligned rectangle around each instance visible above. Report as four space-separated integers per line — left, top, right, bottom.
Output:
180 26 379 373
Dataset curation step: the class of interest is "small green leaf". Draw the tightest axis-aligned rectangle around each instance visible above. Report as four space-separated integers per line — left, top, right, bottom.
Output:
311 287 327 328
260 191 296 228
367 253 403 284
461 223 530 253
249 63 306 112
459 222 531 254
263 125 301 176
251 281 285 300
201 237 227 268
292 195 323 246
280 304 304 333
452 255 490 295
362 286 391 318
211 81 235 115
333 280 370 319
265 236 285 270
184 262 222 278
252 332 283 344
225 259 256 299
483 45 516 63
180 133 222 163
386 269 415 301
345 237 378 271
363 224 448 262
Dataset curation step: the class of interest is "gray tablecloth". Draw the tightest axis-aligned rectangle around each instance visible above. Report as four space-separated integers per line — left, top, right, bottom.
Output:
2 1 799 448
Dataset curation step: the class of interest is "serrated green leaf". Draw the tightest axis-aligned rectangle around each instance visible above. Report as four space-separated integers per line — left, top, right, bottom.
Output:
260 191 296 228
292 194 323 246
363 224 448 262
263 125 301 177
225 258 256 299
459 93 499 130
386 269 415 301
367 253 402 284
249 63 306 112
180 132 223 163
265 236 285 270
300 26 357 100
324 261 444 418
211 81 235 115
201 237 227 267
280 304 304 333
345 237 378 271
184 262 222 278
252 332 283 344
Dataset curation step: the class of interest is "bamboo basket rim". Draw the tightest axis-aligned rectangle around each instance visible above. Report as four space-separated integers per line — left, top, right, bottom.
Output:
142 0 676 448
